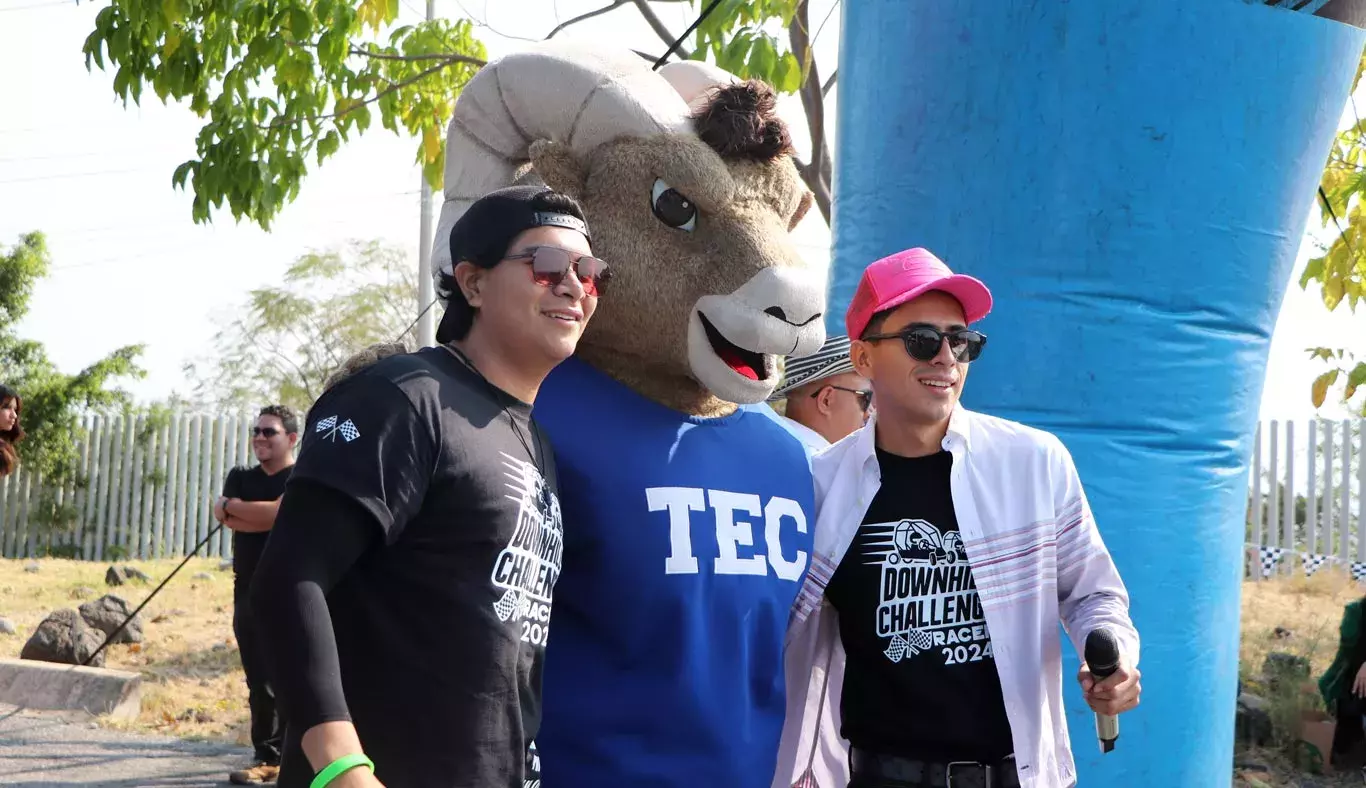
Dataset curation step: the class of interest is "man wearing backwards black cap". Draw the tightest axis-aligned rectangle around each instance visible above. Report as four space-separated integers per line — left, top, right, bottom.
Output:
250 185 609 788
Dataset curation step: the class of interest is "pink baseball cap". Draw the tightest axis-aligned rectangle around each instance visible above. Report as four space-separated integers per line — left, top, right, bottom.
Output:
845 247 993 340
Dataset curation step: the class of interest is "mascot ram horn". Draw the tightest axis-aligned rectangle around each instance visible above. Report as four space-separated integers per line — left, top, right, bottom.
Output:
430 42 828 413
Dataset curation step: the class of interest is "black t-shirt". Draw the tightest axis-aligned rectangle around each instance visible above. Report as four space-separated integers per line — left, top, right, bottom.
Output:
222 463 293 578
825 448 1014 763
277 346 562 788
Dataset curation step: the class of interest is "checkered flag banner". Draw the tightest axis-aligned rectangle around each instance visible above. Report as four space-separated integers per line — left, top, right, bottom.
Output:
884 628 934 663
337 419 360 442
313 415 361 443
1302 553 1335 577
1256 546 1286 578
493 588 521 621
1352 562 1366 583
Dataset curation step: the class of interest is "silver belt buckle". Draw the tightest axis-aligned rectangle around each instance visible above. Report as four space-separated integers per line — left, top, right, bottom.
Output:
945 761 991 788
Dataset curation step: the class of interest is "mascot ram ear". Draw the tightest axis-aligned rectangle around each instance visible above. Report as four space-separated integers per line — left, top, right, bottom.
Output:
529 140 588 198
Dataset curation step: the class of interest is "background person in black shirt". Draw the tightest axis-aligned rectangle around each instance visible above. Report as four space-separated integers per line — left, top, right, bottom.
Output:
249 185 606 788
217 404 298 785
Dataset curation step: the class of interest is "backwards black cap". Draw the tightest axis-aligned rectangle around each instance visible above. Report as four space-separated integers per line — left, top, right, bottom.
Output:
437 185 592 343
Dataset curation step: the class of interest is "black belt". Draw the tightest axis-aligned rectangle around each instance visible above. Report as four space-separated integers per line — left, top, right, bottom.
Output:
849 749 1021 788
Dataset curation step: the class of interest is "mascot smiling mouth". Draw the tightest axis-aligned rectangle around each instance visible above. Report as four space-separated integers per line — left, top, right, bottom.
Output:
698 312 769 381
687 273 825 405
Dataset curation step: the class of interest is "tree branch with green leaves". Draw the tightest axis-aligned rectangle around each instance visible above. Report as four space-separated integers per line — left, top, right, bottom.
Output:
0 232 146 487
81 0 486 230
183 240 422 414
83 0 837 229
1306 49 1366 415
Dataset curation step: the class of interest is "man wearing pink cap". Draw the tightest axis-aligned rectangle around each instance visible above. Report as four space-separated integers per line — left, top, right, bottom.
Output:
771 248 1140 788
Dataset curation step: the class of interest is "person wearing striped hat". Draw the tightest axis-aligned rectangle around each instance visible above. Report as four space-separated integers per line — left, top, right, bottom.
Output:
763 334 872 452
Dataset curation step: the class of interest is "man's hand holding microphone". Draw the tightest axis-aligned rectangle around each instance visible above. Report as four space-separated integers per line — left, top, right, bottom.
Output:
1077 628 1141 753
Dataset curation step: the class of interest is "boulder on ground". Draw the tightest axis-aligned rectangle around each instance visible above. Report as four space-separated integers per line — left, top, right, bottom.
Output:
122 566 152 582
19 609 105 667
104 566 127 586
79 594 144 644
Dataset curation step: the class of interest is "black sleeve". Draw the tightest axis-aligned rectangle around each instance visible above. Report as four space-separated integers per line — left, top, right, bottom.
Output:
221 467 243 499
249 480 382 731
287 373 437 544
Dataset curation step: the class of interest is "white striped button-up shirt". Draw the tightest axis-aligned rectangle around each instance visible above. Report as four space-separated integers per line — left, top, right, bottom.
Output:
771 406 1139 788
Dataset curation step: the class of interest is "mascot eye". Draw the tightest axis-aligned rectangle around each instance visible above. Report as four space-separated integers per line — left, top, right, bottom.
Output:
651 179 697 232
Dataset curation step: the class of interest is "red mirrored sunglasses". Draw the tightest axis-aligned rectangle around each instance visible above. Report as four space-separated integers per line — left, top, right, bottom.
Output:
503 246 612 297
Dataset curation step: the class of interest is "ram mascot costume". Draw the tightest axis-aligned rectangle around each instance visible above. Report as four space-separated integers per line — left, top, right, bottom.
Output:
336 42 824 785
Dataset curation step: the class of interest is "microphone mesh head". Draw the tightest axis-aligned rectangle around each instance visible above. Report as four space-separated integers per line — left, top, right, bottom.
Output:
1085 629 1121 676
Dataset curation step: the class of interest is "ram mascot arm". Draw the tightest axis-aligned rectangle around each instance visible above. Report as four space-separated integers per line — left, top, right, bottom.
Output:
329 42 828 788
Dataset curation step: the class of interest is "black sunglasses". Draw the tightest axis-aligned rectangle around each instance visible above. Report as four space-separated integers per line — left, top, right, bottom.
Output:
814 385 873 413
252 427 280 437
863 325 987 363
502 246 612 297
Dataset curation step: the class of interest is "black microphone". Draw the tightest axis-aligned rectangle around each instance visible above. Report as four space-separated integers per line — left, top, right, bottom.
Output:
1084 628 1121 753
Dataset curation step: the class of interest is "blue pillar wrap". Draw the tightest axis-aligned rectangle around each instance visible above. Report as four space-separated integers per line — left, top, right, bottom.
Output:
829 2 1363 785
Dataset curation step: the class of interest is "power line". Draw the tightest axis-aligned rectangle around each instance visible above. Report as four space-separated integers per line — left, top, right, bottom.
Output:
0 0 73 12
0 167 145 185
812 0 840 49
652 0 722 70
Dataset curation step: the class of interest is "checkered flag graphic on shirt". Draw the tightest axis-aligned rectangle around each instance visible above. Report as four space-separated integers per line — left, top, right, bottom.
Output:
1352 562 1366 583
313 415 360 443
1257 546 1286 578
884 628 934 663
493 589 521 622
337 419 360 442
1302 553 1334 577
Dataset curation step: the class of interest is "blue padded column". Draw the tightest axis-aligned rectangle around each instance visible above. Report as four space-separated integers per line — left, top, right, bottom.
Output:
828 1 1364 784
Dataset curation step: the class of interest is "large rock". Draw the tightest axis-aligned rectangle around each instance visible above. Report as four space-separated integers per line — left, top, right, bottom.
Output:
79 595 143 645
1235 692 1273 746
1263 652 1311 690
104 566 127 586
20 609 105 667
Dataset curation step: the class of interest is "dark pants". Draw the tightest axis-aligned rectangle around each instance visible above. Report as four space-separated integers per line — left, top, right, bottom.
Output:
234 569 281 765
848 750 1018 788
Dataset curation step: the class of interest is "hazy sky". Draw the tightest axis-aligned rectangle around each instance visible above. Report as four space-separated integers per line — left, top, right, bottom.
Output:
1 0 1363 425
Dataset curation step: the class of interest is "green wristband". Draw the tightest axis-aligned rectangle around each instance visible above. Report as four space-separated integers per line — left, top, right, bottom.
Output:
310 753 375 788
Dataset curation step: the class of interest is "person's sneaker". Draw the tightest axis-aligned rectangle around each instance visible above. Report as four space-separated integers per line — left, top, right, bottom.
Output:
228 762 279 784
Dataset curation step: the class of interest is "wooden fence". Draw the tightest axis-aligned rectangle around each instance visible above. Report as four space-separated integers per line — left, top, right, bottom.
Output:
1 414 1361 568
1247 418 1366 579
0 413 264 561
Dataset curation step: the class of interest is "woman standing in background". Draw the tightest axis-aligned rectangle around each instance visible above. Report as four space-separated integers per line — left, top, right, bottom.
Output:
0 384 23 477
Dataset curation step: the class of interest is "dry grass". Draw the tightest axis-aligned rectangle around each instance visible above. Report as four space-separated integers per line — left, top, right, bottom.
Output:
1240 569 1359 685
1236 565 1366 787
3 555 1366 783
0 556 251 747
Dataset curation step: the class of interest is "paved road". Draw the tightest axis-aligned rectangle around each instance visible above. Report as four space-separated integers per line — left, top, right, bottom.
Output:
0 703 253 787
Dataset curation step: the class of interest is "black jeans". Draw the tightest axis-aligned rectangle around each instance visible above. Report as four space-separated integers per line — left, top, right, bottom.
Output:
234 568 282 765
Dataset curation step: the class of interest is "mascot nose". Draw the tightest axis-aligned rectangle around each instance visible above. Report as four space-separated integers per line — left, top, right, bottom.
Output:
763 306 822 327
719 266 827 358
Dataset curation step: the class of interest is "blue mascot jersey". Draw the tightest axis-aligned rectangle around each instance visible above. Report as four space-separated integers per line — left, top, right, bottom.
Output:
532 356 816 787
